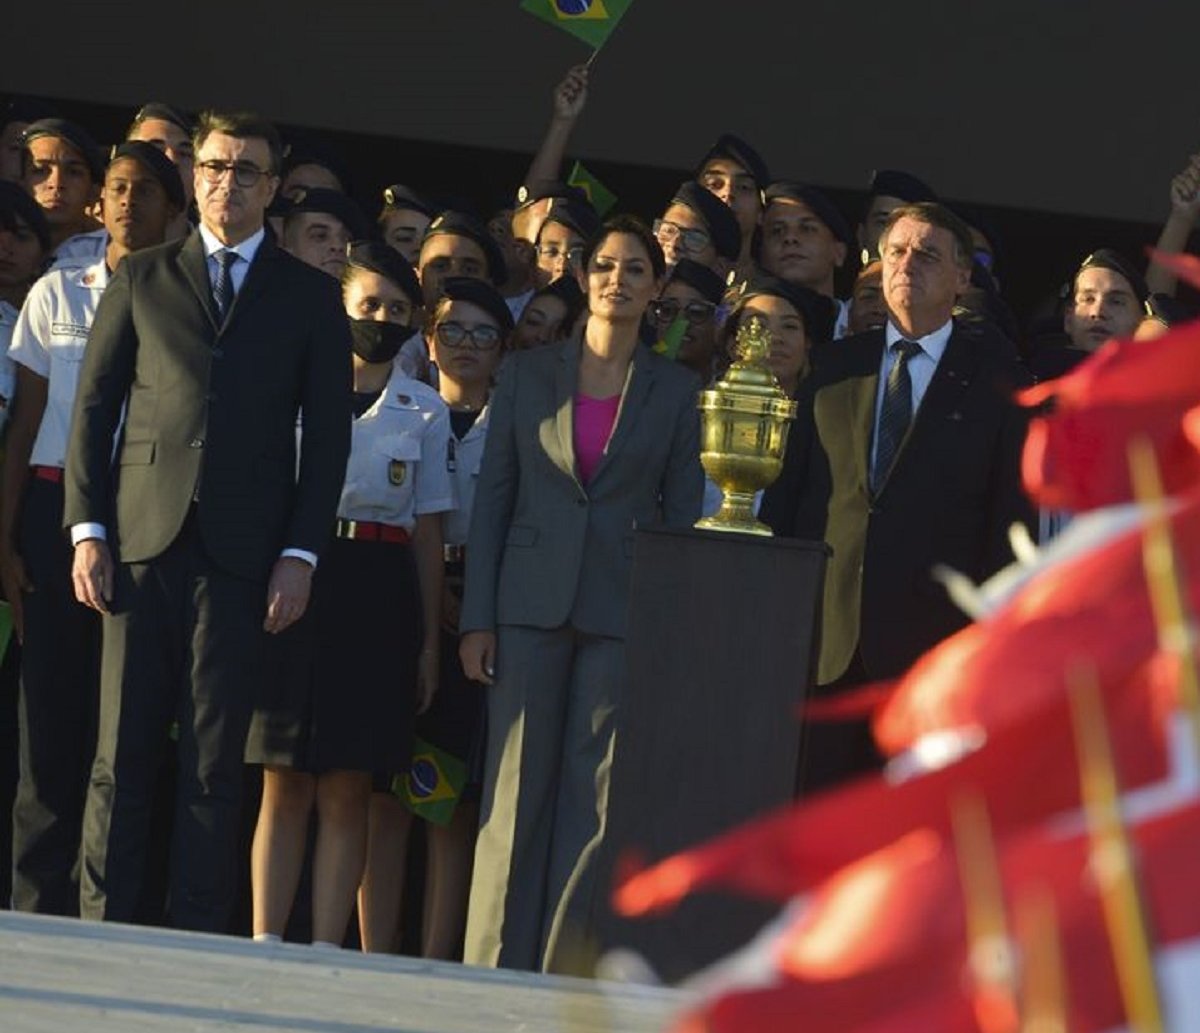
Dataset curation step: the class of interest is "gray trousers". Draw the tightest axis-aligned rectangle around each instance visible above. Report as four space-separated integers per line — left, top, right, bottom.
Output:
464 624 624 973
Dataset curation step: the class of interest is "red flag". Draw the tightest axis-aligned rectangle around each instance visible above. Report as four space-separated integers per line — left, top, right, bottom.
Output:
873 493 1200 755
676 802 1200 1033
1018 319 1200 511
613 662 1172 914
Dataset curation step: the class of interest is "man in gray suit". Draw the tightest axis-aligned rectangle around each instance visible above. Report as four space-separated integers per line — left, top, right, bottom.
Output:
65 110 352 932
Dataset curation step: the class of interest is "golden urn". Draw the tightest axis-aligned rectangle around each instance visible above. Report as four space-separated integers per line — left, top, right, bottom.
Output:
695 316 798 536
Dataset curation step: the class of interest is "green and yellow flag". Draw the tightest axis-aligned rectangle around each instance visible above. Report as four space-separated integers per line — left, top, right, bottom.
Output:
652 312 688 362
394 737 468 826
567 160 617 217
519 0 633 51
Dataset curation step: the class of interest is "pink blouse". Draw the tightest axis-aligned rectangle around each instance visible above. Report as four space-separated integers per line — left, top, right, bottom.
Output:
573 392 621 485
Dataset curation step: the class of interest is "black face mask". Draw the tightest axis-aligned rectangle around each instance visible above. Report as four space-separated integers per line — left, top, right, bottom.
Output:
348 319 415 365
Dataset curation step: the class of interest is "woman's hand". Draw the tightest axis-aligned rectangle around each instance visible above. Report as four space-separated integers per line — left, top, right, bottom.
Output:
417 646 439 714
460 630 497 685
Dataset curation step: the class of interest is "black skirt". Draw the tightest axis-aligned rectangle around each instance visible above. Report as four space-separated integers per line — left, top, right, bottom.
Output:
246 536 423 774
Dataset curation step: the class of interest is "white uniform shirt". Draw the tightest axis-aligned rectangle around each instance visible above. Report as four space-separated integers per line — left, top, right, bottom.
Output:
339 362 455 530
0 302 18 436
443 403 491 547
50 228 107 270
9 259 109 467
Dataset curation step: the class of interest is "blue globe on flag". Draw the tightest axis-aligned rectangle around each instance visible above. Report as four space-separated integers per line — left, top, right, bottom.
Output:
554 0 592 13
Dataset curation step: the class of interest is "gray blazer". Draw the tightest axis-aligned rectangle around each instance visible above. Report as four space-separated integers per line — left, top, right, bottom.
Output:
461 336 703 640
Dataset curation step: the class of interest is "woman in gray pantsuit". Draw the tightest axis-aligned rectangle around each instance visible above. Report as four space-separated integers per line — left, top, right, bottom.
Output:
459 215 704 973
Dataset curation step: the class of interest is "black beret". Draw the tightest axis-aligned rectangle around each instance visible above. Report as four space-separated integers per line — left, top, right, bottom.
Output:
381 183 438 218
867 168 937 204
514 180 588 210
736 274 839 344
0 181 51 253
763 182 852 248
346 240 422 307
669 180 741 260
2 97 60 132
281 134 352 193
108 141 186 211
129 101 193 136
538 273 585 309
698 133 771 190
665 258 725 306
540 197 601 241
421 210 507 286
1077 248 1149 304
21 118 105 182
284 187 371 241
437 276 515 335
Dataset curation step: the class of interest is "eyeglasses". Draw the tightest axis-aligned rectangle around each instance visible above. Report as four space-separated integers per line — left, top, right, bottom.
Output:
535 243 584 265
196 160 272 188
652 298 716 326
653 218 711 255
436 321 502 351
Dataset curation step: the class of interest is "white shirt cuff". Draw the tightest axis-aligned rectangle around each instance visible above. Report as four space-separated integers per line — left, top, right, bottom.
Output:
281 548 318 569
71 522 107 546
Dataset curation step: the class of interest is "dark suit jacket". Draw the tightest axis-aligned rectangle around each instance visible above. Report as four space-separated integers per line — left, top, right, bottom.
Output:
64 230 352 583
460 336 704 640
762 321 1033 685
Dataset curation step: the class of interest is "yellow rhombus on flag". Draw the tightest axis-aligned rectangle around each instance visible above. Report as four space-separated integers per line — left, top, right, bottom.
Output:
519 0 634 50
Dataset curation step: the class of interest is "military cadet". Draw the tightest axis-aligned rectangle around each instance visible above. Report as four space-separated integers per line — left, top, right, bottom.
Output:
408 212 507 381
487 201 540 320
1 99 60 184
360 276 515 959
247 240 450 950
280 187 370 281
532 196 600 289
510 275 585 352
125 101 195 241
278 134 351 201
696 133 770 281
754 182 853 339
0 184 51 429
20 118 107 266
379 183 438 266
515 63 589 242
856 168 937 263
1062 249 1149 354
649 258 726 382
848 259 888 335
654 180 741 278
2 142 183 915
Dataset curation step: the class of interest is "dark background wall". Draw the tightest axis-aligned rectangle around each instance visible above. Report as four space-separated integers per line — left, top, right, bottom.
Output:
5 0 1198 327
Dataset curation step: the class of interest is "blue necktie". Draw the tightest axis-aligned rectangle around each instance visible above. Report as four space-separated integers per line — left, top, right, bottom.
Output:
872 339 922 493
212 249 237 320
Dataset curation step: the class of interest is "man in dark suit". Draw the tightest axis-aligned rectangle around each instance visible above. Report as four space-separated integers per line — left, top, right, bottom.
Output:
762 202 1032 792
64 110 352 932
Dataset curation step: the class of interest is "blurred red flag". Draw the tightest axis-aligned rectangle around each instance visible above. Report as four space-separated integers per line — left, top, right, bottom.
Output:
613 657 1173 915
873 494 1200 754
1018 319 1200 512
672 801 1200 1033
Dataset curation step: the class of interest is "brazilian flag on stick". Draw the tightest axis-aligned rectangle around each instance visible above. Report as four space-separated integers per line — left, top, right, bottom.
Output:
393 737 468 826
567 160 617 217
519 0 634 52
652 312 688 362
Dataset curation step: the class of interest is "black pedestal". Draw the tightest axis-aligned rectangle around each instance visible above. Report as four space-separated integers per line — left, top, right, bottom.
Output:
595 526 828 982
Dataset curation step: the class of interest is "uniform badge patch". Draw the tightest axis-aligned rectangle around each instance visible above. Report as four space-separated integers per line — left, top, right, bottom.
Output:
389 459 407 486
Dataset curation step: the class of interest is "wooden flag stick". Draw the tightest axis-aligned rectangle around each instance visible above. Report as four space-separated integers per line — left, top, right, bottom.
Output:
951 791 1020 1033
1068 666 1164 1033
1127 434 1200 756
1016 885 1068 1033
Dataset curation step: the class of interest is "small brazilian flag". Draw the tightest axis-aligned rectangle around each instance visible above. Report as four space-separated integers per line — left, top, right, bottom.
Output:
394 737 468 826
567 160 617 218
519 0 634 51
652 312 688 362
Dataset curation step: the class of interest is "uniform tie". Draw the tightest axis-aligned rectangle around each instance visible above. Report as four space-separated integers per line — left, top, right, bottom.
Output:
872 338 922 493
212 248 238 320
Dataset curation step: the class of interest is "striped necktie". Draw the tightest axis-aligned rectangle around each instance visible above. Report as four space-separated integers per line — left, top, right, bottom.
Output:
212 248 238 320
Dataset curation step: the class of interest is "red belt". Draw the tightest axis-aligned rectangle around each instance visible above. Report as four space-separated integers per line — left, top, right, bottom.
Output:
32 465 63 484
334 519 410 544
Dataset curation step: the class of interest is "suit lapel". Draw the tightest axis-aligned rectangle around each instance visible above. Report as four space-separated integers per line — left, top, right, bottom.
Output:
590 346 653 486
178 232 220 330
551 339 582 486
226 233 277 329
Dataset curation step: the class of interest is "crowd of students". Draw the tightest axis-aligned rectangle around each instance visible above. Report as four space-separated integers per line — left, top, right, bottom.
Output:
0 64 1196 975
